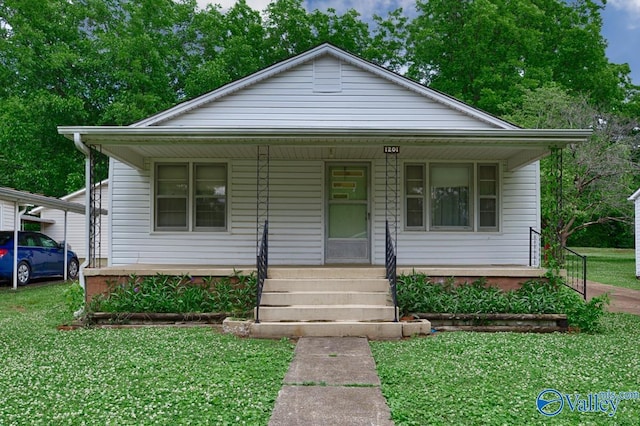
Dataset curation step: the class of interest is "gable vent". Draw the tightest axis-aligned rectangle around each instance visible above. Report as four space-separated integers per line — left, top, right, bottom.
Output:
313 57 342 93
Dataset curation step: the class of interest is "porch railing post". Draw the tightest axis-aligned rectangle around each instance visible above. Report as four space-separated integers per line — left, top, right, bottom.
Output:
255 220 268 324
386 220 398 322
385 148 399 322
88 145 102 269
255 145 270 323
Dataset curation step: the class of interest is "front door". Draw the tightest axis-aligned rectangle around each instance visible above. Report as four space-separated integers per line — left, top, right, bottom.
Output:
325 164 370 263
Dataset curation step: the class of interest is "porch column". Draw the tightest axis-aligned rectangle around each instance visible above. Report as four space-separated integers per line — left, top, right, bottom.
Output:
88 145 103 268
385 147 399 250
256 145 270 255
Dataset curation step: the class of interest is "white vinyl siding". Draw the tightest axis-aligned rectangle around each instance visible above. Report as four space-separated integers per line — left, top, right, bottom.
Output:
111 158 539 267
110 159 324 266
160 58 496 130
0 201 14 230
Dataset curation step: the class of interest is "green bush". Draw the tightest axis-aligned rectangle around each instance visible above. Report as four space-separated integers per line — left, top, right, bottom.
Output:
62 281 84 317
89 272 255 315
396 273 609 333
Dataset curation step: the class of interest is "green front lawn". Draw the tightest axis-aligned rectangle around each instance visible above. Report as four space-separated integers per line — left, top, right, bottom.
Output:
571 247 639 291
0 283 294 425
371 313 640 425
2 281 639 425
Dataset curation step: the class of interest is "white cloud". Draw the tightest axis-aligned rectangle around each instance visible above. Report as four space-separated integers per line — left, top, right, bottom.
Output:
608 0 640 13
195 0 416 17
608 0 640 28
304 0 416 17
196 0 272 12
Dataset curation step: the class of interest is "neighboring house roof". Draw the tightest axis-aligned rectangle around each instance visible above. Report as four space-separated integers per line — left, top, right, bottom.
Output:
0 187 86 214
58 43 592 171
629 188 640 201
31 180 109 215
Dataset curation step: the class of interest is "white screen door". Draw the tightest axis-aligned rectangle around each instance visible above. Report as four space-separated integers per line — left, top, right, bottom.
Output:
326 164 370 263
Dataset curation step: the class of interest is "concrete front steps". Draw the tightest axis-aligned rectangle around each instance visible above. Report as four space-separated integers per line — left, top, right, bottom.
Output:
248 267 431 340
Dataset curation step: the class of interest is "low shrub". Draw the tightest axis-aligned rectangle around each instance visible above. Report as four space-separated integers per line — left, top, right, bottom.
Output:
88 271 255 316
396 273 609 332
63 281 84 317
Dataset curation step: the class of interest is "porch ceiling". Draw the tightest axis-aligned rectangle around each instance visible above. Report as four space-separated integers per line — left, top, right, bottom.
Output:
58 126 592 171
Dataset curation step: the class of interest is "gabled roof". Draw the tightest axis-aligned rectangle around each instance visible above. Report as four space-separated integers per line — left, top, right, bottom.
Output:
629 188 640 201
59 43 592 172
132 43 518 130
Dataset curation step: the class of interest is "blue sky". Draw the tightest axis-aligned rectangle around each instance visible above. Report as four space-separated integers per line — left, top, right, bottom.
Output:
202 0 640 85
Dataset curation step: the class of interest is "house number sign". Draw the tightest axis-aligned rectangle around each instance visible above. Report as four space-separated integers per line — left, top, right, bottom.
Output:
384 146 400 154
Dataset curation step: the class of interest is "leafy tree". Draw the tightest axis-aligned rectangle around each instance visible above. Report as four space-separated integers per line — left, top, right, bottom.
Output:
366 8 410 73
505 85 639 246
82 0 198 124
0 0 94 194
407 0 633 115
0 92 87 195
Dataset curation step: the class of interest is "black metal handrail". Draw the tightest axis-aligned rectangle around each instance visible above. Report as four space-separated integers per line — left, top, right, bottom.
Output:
562 246 587 300
529 227 587 300
529 227 542 267
385 220 398 322
255 220 268 323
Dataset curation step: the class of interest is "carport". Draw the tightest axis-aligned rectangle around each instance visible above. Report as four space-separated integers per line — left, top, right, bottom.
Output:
0 187 86 290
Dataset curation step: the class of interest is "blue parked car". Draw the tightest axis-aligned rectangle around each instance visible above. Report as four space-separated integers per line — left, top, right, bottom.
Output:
0 231 79 286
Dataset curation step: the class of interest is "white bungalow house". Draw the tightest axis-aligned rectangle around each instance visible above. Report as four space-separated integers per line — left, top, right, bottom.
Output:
58 44 590 336
30 180 110 265
630 188 640 278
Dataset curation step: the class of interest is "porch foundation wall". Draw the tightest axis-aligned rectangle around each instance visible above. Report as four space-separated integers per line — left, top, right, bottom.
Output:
83 266 256 304
83 265 547 303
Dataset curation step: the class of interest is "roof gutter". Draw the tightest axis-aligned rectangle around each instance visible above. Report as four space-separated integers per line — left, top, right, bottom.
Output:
59 127 593 148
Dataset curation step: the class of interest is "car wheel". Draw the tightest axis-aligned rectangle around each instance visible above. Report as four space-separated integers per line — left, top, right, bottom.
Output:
68 258 79 280
17 261 31 286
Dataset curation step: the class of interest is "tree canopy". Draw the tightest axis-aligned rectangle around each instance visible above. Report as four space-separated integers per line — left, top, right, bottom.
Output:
0 0 637 245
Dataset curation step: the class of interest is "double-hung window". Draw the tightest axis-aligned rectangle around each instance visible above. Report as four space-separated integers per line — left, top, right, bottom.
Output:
404 162 499 232
477 164 499 231
430 163 472 230
405 164 425 229
155 162 227 232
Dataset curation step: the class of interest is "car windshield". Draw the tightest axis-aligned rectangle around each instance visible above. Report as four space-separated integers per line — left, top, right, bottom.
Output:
0 232 13 245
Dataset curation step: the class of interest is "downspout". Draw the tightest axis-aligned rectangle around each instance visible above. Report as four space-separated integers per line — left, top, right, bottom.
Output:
74 133 91 297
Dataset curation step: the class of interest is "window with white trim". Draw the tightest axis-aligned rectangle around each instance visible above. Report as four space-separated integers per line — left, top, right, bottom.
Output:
478 164 499 231
405 164 425 229
154 162 227 231
404 162 499 232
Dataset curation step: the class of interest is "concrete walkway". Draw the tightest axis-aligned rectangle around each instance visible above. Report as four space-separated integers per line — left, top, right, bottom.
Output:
268 337 394 426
